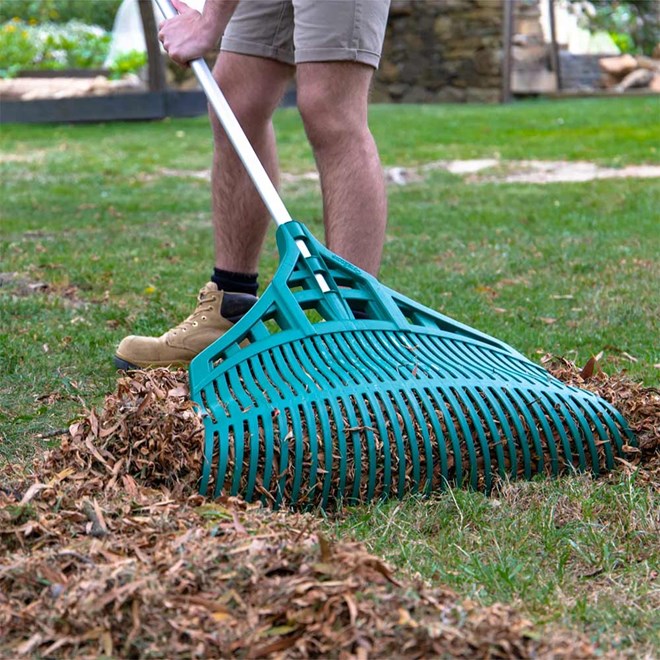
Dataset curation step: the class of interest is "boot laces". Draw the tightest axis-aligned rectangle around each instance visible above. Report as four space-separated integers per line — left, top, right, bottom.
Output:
169 289 216 336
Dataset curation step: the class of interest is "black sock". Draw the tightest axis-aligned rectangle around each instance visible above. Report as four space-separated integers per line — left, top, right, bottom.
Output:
211 268 258 296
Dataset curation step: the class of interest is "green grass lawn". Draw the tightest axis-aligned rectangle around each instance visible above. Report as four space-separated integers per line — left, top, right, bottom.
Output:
1 96 659 655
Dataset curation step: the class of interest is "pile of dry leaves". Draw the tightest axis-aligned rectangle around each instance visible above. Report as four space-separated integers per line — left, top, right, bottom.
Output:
541 354 659 484
1 358 657 658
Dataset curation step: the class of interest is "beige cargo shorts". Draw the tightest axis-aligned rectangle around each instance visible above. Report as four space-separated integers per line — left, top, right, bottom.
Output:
221 0 391 68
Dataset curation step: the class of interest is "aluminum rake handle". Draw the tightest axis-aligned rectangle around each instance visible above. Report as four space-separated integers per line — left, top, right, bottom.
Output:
154 0 292 227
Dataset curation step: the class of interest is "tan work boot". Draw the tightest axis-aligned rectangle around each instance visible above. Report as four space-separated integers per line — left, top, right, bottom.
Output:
114 282 256 369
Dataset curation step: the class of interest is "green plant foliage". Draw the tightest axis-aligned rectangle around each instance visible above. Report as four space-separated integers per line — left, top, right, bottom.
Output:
0 0 122 31
0 19 110 76
29 21 111 71
108 49 147 80
566 0 660 55
0 19 146 78
609 30 636 54
0 19 38 78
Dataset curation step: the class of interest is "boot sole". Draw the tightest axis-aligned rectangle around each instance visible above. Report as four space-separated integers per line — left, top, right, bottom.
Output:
113 355 190 371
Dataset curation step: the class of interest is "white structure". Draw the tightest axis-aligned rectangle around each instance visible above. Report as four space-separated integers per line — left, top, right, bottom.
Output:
539 0 620 55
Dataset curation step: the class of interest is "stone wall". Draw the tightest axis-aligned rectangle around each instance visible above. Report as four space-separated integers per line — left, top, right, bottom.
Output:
372 0 505 103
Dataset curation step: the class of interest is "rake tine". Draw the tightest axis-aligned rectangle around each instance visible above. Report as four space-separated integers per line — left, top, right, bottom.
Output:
326 396 349 506
416 386 451 488
579 397 614 470
286 403 306 504
538 390 577 473
563 392 610 474
585 397 631 459
489 388 530 479
310 399 334 510
401 387 436 495
473 386 513 479
347 334 423 493
243 414 261 501
475 343 550 386
230 420 248 496
332 336 380 499
272 408 291 508
372 391 408 498
217 424 231 498
258 409 276 502
351 394 379 502
425 387 465 487
439 386 480 489
421 335 483 381
451 386 494 492
464 386 506 489
289 341 332 390
362 332 418 380
516 389 560 476
334 394 362 504
506 387 547 476
290 402 317 507
546 392 587 471
389 388 423 493
371 333 419 379
489 387 529 478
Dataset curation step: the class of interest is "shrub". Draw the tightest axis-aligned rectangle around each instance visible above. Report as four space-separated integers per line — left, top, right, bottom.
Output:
0 19 38 78
566 0 660 56
0 0 122 31
28 21 112 71
108 49 148 80
0 19 148 79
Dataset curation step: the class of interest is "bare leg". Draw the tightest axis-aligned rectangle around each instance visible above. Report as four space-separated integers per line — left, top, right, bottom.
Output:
296 62 387 276
211 52 294 273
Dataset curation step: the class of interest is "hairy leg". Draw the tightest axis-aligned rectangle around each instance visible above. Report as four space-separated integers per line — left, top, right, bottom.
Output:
296 62 387 275
211 52 294 273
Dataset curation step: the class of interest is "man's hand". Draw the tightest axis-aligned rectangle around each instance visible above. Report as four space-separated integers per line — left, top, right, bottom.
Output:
158 0 232 65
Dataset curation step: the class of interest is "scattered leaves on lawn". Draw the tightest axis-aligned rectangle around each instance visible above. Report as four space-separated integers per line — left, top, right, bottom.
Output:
1 359 657 658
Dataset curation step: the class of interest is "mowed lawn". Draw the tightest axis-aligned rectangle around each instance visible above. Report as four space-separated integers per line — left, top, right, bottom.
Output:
1 95 659 655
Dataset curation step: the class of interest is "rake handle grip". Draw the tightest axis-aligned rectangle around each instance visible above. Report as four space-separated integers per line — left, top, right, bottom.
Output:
154 0 292 228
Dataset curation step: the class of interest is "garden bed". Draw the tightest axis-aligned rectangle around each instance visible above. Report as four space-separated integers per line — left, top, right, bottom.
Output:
0 74 145 100
0 80 208 123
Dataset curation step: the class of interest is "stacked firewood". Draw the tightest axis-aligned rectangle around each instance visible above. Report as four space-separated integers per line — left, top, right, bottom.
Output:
599 51 660 92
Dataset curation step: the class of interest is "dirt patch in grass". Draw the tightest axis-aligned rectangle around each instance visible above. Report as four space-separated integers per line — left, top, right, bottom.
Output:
398 160 660 185
143 159 660 188
0 272 91 311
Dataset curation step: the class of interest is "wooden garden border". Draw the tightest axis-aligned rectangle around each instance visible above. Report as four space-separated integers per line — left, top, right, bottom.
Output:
0 90 208 124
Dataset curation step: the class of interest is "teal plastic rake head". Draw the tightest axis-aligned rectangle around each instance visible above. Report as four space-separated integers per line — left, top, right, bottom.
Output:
154 0 637 508
189 221 635 508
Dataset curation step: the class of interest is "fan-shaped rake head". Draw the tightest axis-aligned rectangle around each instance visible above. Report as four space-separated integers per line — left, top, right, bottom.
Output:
189 222 636 509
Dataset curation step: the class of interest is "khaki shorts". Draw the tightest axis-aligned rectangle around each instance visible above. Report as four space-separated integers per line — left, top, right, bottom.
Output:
221 0 391 68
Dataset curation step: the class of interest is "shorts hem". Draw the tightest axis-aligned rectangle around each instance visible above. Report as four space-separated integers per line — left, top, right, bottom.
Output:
295 47 381 68
220 37 295 66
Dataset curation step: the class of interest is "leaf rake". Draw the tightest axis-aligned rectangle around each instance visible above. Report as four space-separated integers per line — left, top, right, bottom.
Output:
155 0 636 509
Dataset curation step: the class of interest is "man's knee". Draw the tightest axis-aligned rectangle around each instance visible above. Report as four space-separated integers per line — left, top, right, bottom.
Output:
296 64 372 151
297 85 361 151
211 53 291 139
